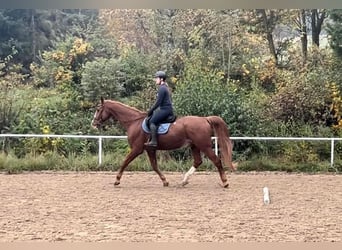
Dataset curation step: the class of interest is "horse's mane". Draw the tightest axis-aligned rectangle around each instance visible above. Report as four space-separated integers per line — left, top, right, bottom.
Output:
106 100 145 114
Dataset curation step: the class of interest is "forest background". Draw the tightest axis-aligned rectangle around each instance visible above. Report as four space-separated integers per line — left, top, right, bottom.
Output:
0 9 341 173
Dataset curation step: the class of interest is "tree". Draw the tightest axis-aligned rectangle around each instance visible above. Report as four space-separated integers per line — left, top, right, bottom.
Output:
284 9 309 65
238 10 283 65
310 9 327 48
327 9 342 58
295 9 309 64
80 57 124 102
258 9 279 64
0 9 99 72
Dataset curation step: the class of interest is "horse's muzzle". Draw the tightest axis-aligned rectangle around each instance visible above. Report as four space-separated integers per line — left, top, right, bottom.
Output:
91 119 100 130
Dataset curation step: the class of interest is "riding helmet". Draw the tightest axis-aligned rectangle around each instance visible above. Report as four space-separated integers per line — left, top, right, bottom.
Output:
155 71 167 80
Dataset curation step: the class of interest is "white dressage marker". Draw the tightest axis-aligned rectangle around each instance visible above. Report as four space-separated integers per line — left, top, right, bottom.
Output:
263 186 270 205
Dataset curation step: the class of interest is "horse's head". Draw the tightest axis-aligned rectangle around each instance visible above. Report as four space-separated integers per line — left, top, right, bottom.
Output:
91 97 111 129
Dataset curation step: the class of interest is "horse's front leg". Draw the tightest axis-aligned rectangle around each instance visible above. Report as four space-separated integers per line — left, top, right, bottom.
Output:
114 148 143 186
145 148 169 187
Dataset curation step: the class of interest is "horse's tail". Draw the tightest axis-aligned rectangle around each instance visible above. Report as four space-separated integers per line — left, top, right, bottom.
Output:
206 116 237 171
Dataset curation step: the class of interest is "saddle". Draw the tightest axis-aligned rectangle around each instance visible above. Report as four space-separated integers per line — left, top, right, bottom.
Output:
160 114 177 124
142 114 177 134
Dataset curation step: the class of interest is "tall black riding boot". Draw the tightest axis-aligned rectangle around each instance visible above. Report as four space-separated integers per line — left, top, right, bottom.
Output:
145 123 158 147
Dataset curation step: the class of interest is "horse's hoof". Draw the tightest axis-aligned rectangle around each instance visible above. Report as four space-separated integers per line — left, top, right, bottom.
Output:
163 182 169 187
181 180 189 186
222 182 229 188
114 181 120 186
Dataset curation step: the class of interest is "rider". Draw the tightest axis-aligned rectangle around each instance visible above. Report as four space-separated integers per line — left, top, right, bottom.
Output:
145 70 174 147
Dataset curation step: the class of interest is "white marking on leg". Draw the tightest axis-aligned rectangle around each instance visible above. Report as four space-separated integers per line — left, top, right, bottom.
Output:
182 166 196 184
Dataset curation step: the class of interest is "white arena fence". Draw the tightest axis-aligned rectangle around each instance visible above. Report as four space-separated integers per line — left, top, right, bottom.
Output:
0 134 341 169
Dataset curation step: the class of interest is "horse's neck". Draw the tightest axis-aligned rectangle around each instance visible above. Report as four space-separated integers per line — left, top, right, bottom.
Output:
108 102 144 129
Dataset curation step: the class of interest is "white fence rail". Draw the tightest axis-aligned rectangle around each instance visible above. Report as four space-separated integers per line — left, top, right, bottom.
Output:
0 134 341 168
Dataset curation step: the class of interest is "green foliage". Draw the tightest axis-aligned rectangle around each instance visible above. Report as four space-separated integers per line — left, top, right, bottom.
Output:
0 149 338 174
238 157 331 173
81 46 155 102
173 51 269 138
30 37 94 88
269 67 331 126
174 51 236 116
0 151 99 173
0 51 28 134
80 57 124 102
119 46 154 97
6 87 96 157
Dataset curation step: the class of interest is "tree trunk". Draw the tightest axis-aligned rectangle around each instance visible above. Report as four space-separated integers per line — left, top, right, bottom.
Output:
311 9 327 47
260 9 278 65
300 10 308 64
31 10 36 62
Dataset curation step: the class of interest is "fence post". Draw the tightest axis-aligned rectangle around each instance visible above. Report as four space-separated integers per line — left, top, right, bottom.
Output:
98 136 103 166
330 139 334 169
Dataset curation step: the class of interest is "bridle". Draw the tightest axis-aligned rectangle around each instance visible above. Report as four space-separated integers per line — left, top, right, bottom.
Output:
92 104 105 129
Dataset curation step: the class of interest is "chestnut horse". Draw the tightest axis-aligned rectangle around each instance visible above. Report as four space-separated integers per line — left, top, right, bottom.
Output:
91 97 236 188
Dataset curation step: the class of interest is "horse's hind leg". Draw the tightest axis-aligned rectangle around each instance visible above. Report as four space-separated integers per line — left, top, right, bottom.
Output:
201 147 229 188
146 149 169 187
182 145 202 186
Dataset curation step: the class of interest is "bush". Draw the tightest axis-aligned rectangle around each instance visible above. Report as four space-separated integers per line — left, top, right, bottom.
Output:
80 57 124 102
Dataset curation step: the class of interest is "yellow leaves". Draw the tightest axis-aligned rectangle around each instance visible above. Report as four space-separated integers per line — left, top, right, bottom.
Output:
70 38 94 56
80 100 93 109
51 51 65 62
38 125 63 149
41 125 50 134
332 119 342 129
51 139 58 147
243 47 250 53
265 58 276 67
329 82 342 129
248 35 263 44
120 45 132 58
242 64 250 75
216 71 225 80
170 76 178 84
54 67 72 82
29 62 38 72
255 57 277 82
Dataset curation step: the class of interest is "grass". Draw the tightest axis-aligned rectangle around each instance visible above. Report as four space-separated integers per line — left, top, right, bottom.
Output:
0 151 340 174
237 156 341 173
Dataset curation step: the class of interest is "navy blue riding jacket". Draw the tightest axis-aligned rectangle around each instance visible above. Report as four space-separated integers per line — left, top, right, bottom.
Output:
148 83 174 125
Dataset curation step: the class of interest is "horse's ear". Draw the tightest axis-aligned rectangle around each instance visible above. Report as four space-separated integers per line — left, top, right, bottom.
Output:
100 96 104 105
